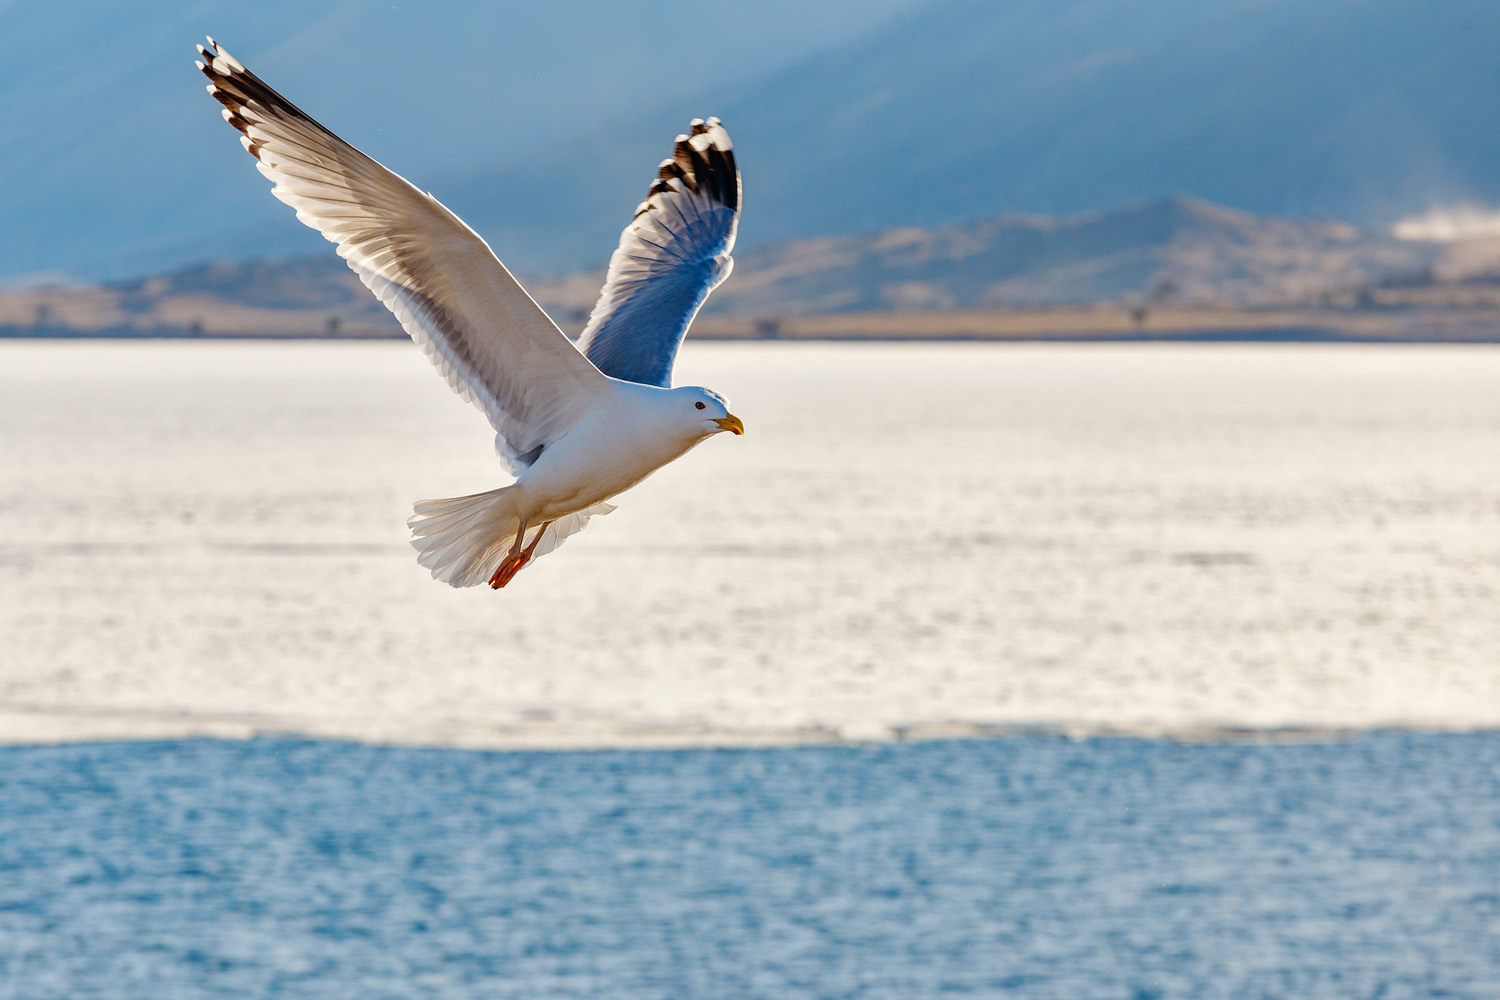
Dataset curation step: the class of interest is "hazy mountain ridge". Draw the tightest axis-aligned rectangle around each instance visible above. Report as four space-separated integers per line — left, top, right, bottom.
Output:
411 0 1500 273
714 197 1438 314
9 198 1500 341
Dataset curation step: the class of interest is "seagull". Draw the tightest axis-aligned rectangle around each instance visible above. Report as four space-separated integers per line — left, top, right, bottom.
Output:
196 38 744 590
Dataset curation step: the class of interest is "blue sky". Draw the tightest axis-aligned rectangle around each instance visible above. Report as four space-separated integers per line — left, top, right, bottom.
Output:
0 0 927 284
5 1 1499 284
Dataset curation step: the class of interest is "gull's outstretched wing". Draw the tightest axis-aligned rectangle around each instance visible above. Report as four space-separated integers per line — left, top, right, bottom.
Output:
575 119 739 388
197 38 606 474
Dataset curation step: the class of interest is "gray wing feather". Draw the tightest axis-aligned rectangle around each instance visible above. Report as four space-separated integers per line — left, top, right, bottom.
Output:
575 119 740 388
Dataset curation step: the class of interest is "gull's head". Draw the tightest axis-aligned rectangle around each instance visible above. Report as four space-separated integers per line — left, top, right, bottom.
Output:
676 386 744 438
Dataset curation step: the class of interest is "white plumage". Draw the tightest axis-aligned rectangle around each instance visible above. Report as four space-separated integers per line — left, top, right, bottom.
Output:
197 37 744 589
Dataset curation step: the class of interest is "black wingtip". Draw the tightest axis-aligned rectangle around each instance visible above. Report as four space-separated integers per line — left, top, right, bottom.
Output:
196 37 330 150
632 119 739 220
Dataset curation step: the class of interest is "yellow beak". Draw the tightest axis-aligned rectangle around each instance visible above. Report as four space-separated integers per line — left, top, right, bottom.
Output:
713 413 745 436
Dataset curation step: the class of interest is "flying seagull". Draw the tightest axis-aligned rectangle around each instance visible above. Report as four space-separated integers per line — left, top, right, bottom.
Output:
196 38 744 590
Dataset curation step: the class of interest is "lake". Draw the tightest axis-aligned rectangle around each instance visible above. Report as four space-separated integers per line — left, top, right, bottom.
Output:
2 339 1498 995
0 340 1496 746
1 733 1497 998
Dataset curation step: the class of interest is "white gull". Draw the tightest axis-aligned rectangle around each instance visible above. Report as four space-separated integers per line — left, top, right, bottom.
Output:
196 37 744 589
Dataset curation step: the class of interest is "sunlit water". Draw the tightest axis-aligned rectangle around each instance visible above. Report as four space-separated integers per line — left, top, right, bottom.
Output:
0 339 1497 745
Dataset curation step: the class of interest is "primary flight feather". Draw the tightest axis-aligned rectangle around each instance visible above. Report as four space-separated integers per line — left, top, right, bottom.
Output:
196 37 744 589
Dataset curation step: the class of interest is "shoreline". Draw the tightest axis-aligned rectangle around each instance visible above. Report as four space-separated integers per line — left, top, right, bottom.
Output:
2 709 1495 752
4 303 1500 344
7 330 1499 345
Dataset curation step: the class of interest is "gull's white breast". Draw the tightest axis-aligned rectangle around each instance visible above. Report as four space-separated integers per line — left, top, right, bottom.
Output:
514 380 704 521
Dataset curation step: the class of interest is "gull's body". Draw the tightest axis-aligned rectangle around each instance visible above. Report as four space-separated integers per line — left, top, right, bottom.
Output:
521 380 718 512
196 38 744 588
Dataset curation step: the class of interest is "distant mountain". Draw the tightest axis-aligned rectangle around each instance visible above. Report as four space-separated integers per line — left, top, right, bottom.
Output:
11 198 1493 341
721 0 1500 240
420 0 1500 272
712 197 1438 313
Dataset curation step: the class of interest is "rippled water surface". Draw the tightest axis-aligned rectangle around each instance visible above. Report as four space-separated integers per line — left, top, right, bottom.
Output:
1 340 1497 744
1 734 1497 999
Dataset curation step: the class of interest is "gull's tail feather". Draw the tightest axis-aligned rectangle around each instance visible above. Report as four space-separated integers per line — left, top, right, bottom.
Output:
409 486 521 588
407 487 617 589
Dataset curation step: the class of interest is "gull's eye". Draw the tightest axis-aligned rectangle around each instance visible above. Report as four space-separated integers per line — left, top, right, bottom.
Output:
695 401 706 410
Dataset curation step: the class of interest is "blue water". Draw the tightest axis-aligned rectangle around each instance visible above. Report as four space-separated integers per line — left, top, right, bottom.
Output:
0 735 1497 999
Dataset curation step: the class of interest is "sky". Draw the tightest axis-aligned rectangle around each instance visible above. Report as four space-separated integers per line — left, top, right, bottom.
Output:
6 0 1499 285
0 0 929 284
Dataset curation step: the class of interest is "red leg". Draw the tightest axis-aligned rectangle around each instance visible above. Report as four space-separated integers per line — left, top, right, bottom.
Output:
520 521 552 561
488 520 553 590
488 520 527 590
